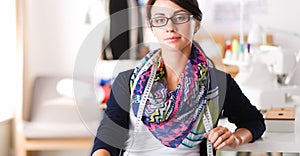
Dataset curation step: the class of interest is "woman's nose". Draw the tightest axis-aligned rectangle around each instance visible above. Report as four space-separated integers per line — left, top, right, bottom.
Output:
165 20 176 32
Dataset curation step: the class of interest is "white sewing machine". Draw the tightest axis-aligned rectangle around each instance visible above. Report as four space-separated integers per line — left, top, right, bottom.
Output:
233 45 300 110
221 45 300 151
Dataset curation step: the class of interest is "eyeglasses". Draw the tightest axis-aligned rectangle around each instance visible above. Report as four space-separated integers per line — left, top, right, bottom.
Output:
150 14 194 27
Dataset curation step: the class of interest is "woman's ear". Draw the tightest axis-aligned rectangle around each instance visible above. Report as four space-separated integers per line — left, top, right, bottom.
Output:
194 21 201 34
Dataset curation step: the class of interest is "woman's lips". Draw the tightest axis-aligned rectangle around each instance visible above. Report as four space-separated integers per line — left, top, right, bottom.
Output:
165 36 181 41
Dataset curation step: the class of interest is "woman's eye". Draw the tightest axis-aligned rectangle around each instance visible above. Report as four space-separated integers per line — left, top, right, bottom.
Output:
154 18 166 24
174 15 187 22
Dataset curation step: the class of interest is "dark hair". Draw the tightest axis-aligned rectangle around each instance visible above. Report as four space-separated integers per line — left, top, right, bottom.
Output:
146 0 202 21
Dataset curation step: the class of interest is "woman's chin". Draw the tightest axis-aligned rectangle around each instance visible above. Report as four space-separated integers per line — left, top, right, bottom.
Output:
161 42 191 54
161 43 182 52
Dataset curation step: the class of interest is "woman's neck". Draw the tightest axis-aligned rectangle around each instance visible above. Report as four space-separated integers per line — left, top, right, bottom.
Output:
161 45 192 91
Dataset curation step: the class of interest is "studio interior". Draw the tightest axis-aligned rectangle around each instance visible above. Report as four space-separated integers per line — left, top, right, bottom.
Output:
0 0 300 156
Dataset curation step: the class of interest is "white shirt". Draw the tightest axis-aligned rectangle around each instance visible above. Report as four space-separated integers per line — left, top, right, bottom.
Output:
123 109 200 156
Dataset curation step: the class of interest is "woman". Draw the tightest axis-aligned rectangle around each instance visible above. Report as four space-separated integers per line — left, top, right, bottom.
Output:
91 0 265 155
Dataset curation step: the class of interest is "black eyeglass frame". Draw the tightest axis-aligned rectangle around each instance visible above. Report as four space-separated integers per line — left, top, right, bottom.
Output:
150 14 194 27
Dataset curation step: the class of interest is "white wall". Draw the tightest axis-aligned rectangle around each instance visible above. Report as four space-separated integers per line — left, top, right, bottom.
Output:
200 0 300 41
23 0 107 155
0 0 17 122
0 0 17 155
23 0 108 114
24 0 91 79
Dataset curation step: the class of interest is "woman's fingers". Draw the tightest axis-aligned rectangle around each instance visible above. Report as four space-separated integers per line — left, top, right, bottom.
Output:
208 129 223 144
213 130 232 148
205 126 237 150
208 126 228 143
215 134 235 150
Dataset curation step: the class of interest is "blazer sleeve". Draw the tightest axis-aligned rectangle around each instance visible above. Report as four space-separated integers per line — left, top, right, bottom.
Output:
91 70 133 156
222 73 266 142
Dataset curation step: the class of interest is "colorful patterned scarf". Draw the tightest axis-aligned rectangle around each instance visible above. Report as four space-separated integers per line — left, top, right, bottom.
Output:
130 44 220 148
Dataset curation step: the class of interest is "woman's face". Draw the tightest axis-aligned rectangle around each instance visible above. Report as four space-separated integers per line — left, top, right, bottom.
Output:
150 0 200 53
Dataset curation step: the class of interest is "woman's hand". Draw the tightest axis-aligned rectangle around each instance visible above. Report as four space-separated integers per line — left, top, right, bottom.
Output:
203 125 242 150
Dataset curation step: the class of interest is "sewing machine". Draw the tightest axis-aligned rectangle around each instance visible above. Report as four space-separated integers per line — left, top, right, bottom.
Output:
232 45 300 110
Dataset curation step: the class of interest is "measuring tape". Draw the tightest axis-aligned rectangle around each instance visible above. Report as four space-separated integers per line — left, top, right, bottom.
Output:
202 71 214 156
127 53 159 155
203 107 214 156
